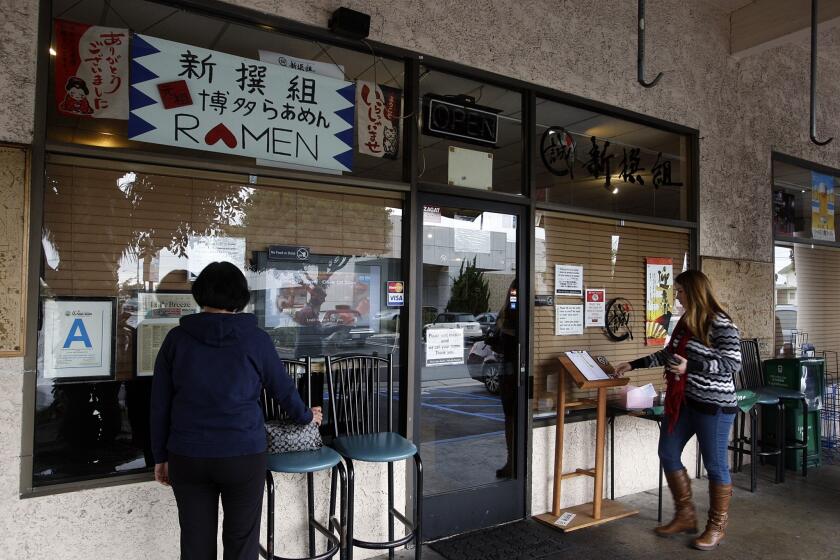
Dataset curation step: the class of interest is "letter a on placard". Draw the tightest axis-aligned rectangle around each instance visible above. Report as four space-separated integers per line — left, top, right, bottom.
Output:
63 318 93 348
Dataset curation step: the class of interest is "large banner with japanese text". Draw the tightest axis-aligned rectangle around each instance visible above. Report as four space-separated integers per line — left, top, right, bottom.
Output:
54 19 129 119
645 257 673 347
128 34 354 172
811 172 835 242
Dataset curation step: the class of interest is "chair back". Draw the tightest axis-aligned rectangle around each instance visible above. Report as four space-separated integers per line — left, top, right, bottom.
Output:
260 357 312 422
739 338 764 390
325 354 393 437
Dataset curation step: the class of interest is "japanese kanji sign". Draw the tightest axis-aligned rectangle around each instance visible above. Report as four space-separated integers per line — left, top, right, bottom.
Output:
54 20 128 119
128 35 355 172
357 81 401 159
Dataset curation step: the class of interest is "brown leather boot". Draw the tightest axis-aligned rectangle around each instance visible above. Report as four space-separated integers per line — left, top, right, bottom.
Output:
692 481 733 550
654 468 698 537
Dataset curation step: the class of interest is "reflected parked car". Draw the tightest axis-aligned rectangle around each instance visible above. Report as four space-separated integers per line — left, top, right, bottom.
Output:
475 312 498 336
467 339 503 394
423 312 483 340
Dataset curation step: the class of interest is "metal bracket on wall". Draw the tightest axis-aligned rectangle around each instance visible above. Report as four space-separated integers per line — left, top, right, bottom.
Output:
810 0 833 146
637 0 663 88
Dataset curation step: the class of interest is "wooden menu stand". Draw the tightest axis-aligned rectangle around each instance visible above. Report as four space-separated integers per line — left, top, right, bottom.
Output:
535 354 639 532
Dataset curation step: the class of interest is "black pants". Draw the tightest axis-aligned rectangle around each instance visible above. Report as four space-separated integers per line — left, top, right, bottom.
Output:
169 452 268 560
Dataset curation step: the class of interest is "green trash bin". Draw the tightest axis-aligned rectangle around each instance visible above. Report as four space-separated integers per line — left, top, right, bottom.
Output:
762 402 822 471
763 357 825 410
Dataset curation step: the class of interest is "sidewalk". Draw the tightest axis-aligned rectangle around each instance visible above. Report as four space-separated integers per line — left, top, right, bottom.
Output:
379 461 840 560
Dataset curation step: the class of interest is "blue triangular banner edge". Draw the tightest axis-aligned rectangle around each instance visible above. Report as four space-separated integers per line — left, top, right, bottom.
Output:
335 127 353 148
337 83 355 105
333 148 353 172
127 113 156 138
335 106 354 128
130 59 159 85
129 86 157 111
131 34 160 58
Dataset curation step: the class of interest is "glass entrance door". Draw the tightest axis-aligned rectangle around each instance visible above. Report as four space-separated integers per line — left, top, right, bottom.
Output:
416 195 526 539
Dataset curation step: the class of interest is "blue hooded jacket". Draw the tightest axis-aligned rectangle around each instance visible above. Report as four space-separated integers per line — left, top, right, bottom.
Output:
150 312 312 463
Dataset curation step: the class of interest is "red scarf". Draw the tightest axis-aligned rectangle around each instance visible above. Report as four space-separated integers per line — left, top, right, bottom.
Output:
664 317 692 432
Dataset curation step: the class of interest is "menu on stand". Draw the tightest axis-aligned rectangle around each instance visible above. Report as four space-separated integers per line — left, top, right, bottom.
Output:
564 350 610 381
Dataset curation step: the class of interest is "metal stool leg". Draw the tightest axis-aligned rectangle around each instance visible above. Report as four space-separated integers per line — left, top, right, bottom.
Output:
336 463 348 560
414 453 423 560
266 470 276 559
307 472 316 558
750 408 757 492
778 403 786 483
345 459 355 560
802 399 809 477
387 462 395 560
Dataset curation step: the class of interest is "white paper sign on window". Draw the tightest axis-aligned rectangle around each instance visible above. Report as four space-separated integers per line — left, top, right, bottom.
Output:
187 236 246 280
425 327 464 367
128 35 355 172
555 304 584 336
555 264 583 297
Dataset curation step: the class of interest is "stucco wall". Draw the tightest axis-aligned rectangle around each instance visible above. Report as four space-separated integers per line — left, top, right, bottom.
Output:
0 0 38 144
2 0 840 556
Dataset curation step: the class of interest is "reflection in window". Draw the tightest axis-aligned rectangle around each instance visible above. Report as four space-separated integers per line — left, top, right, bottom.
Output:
773 158 840 242
534 98 690 220
35 159 403 486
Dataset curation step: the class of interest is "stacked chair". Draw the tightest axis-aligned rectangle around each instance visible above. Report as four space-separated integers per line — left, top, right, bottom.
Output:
261 357 347 560
326 353 423 560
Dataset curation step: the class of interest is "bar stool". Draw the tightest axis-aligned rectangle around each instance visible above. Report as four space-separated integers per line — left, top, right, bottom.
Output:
729 339 785 486
326 353 422 560
261 357 348 560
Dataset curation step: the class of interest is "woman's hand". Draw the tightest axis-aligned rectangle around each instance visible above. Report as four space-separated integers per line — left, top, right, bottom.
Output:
311 406 323 426
613 362 632 377
666 354 688 376
154 462 170 486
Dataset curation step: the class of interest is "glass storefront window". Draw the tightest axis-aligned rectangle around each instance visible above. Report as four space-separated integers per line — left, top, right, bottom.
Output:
35 157 403 486
534 98 691 221
773 158 840 242
532 211 690 416
48 0 405 183
418 68 523 195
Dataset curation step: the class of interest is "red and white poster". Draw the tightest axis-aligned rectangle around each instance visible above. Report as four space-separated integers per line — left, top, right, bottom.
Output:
54 19 129 119
584 288 606 327
357 81 401 159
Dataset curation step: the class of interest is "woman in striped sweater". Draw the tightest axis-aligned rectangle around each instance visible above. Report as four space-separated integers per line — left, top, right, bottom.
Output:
615 270 740 551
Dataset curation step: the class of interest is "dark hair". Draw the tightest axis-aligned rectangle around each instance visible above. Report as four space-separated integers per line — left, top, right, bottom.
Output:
191 261 250 312
65 76 89 95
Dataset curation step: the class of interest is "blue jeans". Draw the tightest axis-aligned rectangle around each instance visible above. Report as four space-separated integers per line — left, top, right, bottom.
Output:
658 404 737 484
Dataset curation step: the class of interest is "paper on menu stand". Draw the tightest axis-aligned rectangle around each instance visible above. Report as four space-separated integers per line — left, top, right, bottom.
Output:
564 350 610 381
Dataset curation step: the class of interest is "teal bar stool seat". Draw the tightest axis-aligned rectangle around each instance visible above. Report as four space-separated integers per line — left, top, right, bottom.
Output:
326 354 422 560
267 446 343 474
262 358 347 560
332 433 417 463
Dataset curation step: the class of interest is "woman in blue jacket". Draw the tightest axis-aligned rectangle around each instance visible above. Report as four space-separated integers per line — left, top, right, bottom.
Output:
151 261 321 560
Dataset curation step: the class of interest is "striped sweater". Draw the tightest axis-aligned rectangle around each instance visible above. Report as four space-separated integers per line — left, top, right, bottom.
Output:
631 313 741 410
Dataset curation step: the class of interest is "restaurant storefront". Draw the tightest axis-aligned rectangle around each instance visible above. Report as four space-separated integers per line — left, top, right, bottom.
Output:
5 0 819 557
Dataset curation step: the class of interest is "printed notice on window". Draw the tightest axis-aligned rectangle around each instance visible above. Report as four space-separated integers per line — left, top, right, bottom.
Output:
555 304 584 336
187 235 246 280
555 264 583 297
425 327 464 367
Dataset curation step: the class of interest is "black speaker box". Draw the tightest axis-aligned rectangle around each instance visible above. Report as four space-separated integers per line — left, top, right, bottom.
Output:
329 7 370 40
